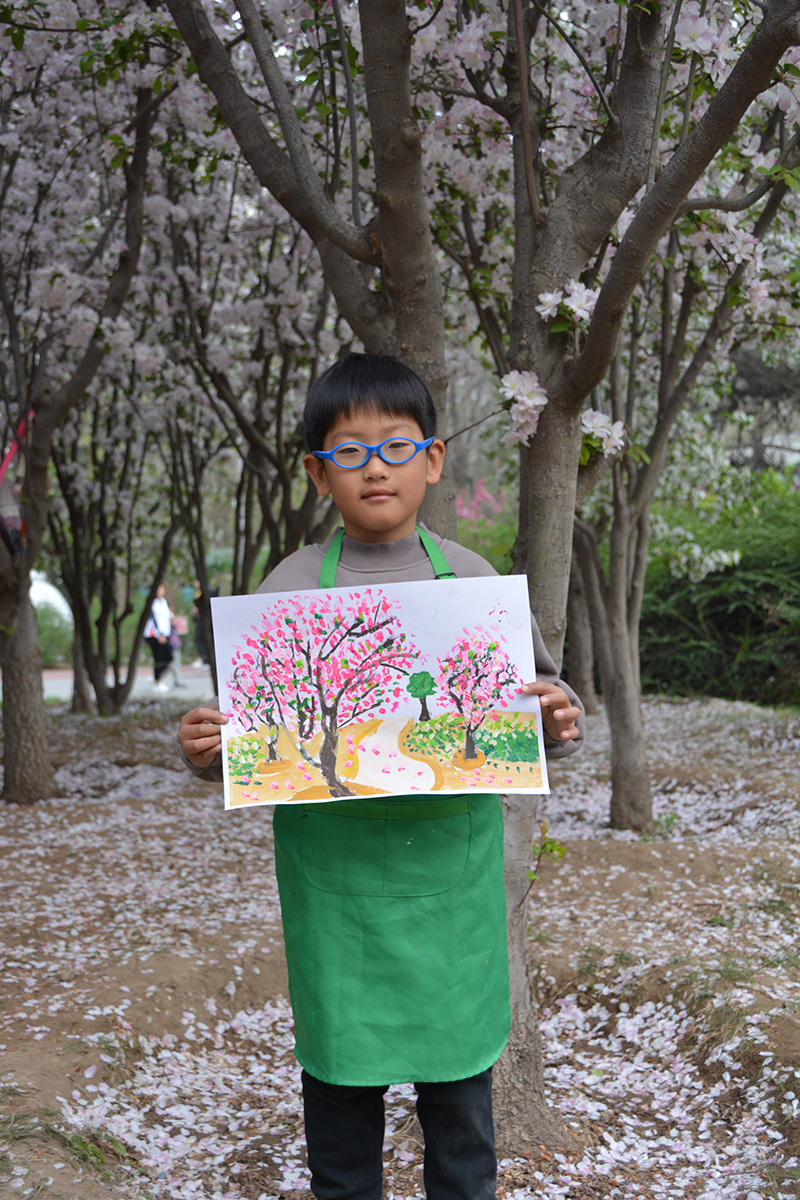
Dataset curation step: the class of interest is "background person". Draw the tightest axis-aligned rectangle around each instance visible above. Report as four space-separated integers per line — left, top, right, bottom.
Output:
144 582 173 692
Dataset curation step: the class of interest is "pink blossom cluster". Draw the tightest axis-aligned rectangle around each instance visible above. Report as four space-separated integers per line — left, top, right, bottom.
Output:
535 279 600 324
455 477 506 522
435 626 518 734
581 410 626 457
227 589 420 750
500 370 549 446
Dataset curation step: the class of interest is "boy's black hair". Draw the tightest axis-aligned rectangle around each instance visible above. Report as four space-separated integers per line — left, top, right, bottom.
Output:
303 353 437 451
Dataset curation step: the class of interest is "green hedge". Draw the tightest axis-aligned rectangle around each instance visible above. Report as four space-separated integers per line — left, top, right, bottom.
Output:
639 477 800 707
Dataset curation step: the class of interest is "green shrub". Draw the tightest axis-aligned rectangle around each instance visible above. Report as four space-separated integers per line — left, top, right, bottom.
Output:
35 602 73 667
640 476 800 707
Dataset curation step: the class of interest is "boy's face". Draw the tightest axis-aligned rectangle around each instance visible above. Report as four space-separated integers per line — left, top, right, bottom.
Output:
304 408 445 543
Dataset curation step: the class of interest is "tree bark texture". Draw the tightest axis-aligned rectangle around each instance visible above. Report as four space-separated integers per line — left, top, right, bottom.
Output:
565 546 598 715
1 585 56 802
573 520 653 832
495 793 566 1150
358 0 454 537
515 404 584 666
71 634 93 715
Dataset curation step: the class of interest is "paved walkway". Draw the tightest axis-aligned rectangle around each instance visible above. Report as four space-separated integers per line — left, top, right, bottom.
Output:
41 662 216 704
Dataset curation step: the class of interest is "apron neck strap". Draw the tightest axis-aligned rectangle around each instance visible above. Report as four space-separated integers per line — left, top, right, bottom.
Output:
319 528 344 589
415 525 457 579
318 525 455 589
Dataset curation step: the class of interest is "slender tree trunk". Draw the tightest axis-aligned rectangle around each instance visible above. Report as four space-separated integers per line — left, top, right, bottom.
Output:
605 632 652 832
71 633 93 714
494 794 566 1150
574 518 652 829
1 584 57 802
565 545 598 714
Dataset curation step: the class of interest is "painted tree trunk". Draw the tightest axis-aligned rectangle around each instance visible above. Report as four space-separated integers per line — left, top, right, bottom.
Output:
317 722 354 799
419 696 431 721
0 585 57 802
463 726 478 762
494 794 565 1150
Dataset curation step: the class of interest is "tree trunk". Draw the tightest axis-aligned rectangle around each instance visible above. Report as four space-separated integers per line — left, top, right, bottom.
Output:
71 633 93 714
495 794 566 1150
1 584 57 802
318 723 353 798
605 643 652 833
514 406 584 661
565 545 598 715
574 519 653 832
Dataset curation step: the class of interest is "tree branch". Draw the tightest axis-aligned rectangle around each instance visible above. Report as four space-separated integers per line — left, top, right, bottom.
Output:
163 0 392 349
570 0 800 400
530 0 616 128
236 0 368 253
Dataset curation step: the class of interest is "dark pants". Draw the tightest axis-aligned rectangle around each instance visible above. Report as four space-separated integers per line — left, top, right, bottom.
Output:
146 637 172 681
301 1068 496 1200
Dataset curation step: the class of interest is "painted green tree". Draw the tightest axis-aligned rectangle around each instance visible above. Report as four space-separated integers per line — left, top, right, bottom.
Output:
407 670 436 721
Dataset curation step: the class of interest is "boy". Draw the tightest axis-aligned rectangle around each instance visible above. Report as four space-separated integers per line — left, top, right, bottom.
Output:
179 353 583 1200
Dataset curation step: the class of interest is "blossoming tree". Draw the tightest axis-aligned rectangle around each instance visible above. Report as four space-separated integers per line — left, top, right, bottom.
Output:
0 6 158 799
226 589 419 796
436 628 518 761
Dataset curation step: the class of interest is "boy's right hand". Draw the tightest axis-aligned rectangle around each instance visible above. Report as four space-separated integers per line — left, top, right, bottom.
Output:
178 705 229 767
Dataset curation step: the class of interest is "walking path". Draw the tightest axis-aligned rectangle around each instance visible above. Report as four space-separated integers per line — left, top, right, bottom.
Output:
41 662 216 704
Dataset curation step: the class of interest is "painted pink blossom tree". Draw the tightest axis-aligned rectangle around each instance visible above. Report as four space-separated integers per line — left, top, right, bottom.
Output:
227 589 419 797
436 627 518 761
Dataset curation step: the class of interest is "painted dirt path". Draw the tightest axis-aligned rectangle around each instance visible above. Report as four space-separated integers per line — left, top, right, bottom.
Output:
1 696 799 1199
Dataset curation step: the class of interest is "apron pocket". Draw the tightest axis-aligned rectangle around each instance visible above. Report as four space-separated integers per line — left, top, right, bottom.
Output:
301 806 472 897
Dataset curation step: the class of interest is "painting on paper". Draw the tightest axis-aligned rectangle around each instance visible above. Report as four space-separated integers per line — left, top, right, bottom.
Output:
212 574 550 809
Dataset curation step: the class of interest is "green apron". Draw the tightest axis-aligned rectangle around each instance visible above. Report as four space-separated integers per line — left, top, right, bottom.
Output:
272 527 510 1085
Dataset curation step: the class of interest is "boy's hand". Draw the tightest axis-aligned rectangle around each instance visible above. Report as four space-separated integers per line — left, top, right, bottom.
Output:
179 705 229 766
520 682 581 743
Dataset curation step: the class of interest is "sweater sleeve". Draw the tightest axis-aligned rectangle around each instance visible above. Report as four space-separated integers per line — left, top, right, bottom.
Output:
435 533 584 758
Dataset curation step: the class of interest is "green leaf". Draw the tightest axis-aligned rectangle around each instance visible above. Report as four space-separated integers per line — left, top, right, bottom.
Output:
75 15 89 31
80 50 95 73
11 25 23 49
549 315 573 334
316 101 331 120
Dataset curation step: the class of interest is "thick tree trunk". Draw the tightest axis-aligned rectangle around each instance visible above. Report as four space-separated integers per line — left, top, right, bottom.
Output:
359 0 454 538
565 546 598 715
514 405 584 660
0 585 57 802
495 794 566 1150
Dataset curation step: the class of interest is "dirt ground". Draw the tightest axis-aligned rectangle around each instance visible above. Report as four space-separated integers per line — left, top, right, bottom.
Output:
1 697 799 1199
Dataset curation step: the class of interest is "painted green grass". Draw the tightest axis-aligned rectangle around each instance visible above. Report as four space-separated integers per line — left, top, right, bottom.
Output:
405 712 539 764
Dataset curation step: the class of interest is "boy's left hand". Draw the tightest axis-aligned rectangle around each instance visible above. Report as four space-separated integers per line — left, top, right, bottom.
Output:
520 682 581 742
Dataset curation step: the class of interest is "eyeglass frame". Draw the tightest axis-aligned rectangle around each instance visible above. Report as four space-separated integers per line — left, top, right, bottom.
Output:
312 436 435 469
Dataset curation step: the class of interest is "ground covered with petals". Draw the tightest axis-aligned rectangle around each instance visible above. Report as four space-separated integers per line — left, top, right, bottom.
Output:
1 696 799 1199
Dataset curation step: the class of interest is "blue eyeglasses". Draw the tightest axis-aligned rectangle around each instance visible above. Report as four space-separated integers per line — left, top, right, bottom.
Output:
313 437 434 469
